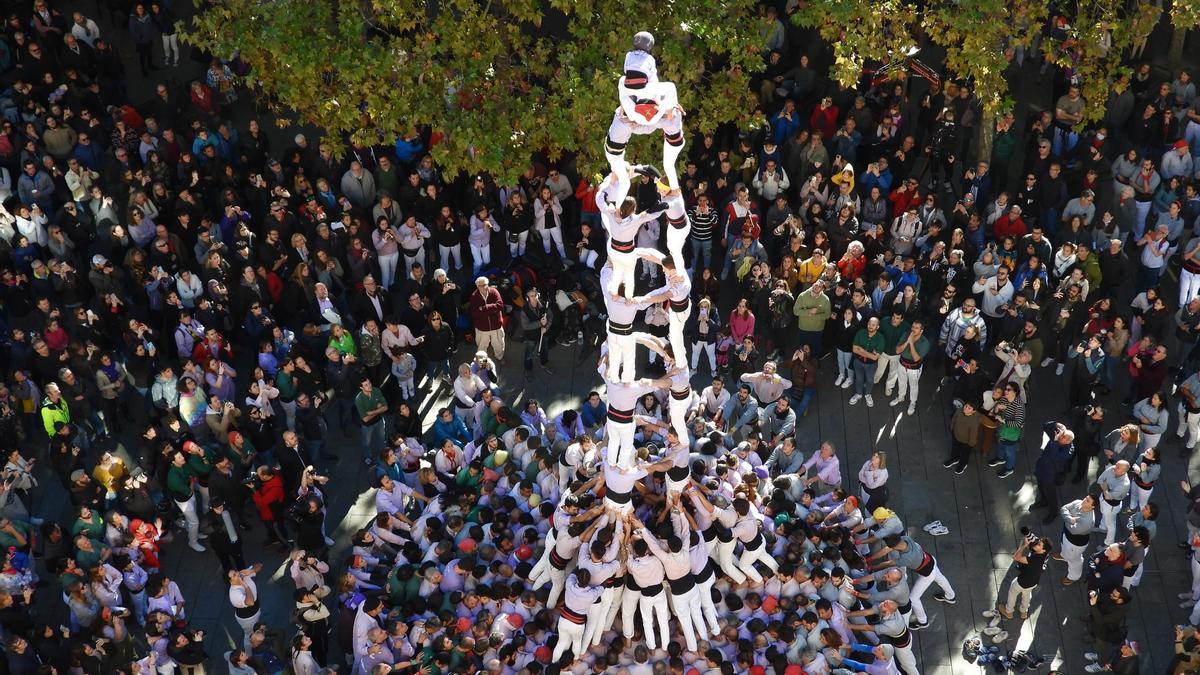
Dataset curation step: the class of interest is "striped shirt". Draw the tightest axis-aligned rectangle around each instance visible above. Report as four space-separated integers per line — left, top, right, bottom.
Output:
688 205 718 241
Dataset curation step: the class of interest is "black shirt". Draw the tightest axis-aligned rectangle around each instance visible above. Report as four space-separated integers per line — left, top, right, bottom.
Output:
1016 550 1048 587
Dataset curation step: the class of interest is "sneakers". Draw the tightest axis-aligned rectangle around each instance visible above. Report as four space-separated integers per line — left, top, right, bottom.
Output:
1181 599 1196 608
1019 610 1029 619
849 394 862 405
834 375 845 387
841 378 853 389
987 458 1006 467
908 402 917 415
1040 357 1053 367
997 604 1013 619
908 619 928 630
865 395 875 407
1084 653 1099 661
891 396 904 407
942 459 957 469
1085 664 1105 673
933 592 957 603
188 542 206 552
1055 363 1065 376
1180 592 1195 600
997 469 1014 478
955 464 967 475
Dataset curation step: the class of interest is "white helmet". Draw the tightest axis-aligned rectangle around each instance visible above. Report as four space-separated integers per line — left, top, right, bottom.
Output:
633 31 655 52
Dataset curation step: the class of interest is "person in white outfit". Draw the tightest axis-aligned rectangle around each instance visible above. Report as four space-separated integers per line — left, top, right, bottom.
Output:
532 186 568 258
623 527 671 651
869 534 956 629
637 250 693 374
731 497 779 583
467 206 500 275
1059 495 1097 585
596 172 667 299
605 32 686 200
551 570 603 665
578 520 624 649
603 372 674 469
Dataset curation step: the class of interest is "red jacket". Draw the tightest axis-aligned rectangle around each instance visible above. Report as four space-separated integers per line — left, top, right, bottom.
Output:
469 287 505 332
810 104 840 139
888 187 920 218
575 179 599 215
251 474 285 521
992 214 1027 240
837 254 866 281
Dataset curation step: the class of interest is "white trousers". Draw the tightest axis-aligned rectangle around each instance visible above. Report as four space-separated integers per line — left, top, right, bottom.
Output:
668 396 690 446
378 251 399 289
665 195 690 269
1061 535 1087 581
538 566 569 609
606 98 685 191
470 243 490 272
1182 269 1200 306
621 587 671 650
737 542 778 583
608 251 637 299
694 575 721 636
539 225 568 257
1099 499 1120 545
716 538 746 583
439 244 462 271
874 353 900 388
508 231 528 257
605 420 636 470
691 342 716 372
893 366 922 404
175 495 200 547
161 33 179 63
551 615 586 663
894 642 920 675
609 332 637 383
668 586 705 651
582 586 619 648
528 530 558 583
475 328 505 361
1180 405 1200 449
234 609 260 650
1190 558 1200 624
1003 580 1035 613
1129 481 1154 510
668 310 688 371
909 561 955 623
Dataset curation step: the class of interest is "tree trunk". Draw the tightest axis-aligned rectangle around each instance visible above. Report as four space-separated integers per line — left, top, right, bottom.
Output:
1170 25 1189 66
978 108 995 164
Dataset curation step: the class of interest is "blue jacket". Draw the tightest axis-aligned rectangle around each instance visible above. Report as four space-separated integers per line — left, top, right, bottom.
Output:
1034 422 1074 482
431 416 470 447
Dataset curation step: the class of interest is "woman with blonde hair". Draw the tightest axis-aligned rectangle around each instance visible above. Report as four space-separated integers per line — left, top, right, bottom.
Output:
858 451 890 509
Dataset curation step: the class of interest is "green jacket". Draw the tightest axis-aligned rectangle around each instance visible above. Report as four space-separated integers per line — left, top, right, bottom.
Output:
165 454 208 501
793 290 831 332
878 320 910 353
1078 254 1102 290
40 396 69 437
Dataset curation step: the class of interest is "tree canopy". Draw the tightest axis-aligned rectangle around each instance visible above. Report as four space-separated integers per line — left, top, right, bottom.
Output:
791 0 1195 124
184 0 765 183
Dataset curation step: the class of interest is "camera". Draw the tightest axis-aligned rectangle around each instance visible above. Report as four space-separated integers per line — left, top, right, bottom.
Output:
1019 526 1038 545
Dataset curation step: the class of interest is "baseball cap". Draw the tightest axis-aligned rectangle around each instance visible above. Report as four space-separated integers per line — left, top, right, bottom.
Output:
460 538 477 554
506 614 524 629
91 254 108 267
70 469 86 482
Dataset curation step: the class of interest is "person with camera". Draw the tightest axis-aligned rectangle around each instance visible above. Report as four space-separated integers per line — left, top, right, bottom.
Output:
997 530 1050 620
